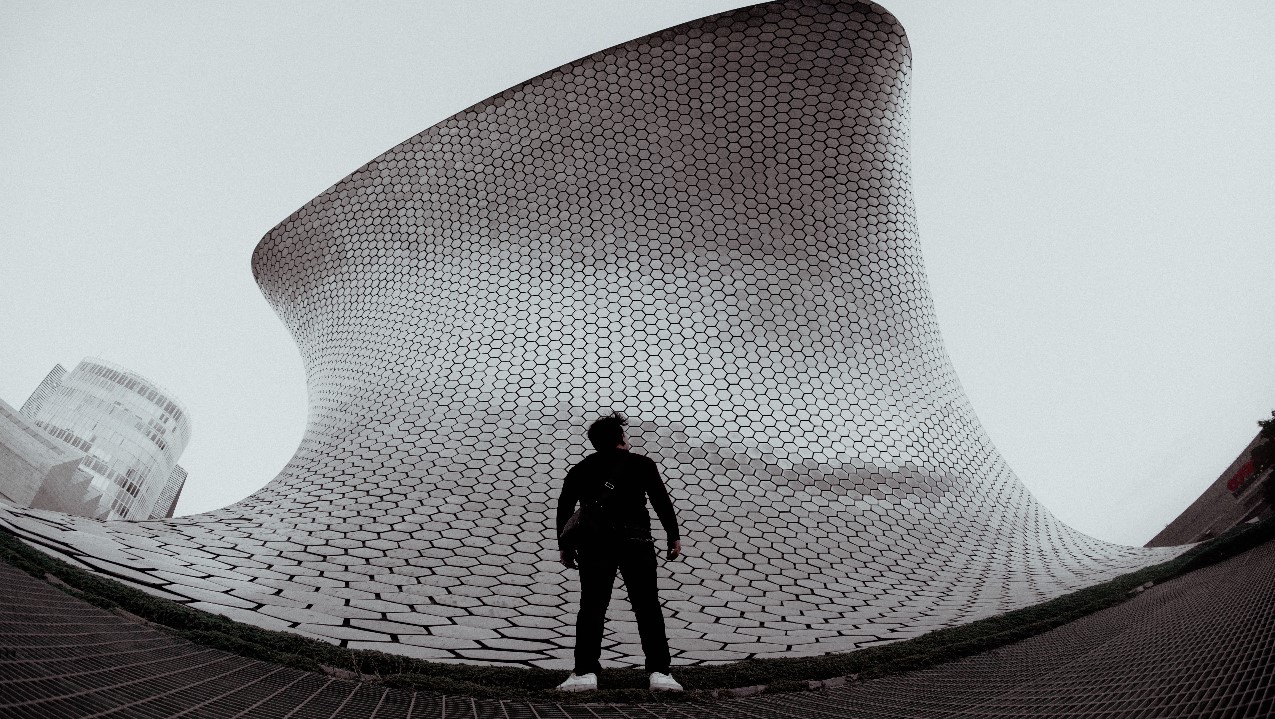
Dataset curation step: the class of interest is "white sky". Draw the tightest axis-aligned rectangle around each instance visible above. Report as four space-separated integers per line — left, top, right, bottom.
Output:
1 1 1271 546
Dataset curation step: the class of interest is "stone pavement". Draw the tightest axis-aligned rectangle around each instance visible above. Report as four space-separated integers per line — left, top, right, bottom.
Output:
1 537 1270 718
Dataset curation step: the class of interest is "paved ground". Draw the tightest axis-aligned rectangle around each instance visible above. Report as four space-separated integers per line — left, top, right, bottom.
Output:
1 538 1271 718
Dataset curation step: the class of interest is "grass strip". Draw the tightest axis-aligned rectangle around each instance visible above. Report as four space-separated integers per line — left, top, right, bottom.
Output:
1 515 1271 703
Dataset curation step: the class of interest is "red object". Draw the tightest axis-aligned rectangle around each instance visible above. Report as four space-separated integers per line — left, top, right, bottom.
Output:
1228 461 1255 494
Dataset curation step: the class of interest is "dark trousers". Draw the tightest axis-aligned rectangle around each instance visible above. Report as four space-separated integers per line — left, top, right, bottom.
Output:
573 539 670 675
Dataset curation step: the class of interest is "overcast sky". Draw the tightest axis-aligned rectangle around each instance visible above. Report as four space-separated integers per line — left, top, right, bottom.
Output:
1 1 1271 546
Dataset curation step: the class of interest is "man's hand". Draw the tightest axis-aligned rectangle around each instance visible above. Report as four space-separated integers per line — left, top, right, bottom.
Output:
666 540 681 561
560 549 577 569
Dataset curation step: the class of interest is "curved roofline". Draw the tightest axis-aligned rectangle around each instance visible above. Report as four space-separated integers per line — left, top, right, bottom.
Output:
76 356 192 426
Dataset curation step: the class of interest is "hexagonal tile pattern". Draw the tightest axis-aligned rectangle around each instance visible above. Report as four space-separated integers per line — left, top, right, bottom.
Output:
0 0 1185 668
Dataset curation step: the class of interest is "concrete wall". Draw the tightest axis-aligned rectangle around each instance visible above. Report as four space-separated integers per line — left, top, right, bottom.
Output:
0 398 99 516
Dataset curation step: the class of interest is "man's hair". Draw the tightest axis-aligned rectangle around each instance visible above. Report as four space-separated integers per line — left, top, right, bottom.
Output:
588 412 628 451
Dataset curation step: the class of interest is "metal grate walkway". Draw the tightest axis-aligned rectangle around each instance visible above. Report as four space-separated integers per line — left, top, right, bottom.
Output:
2 539 1271 718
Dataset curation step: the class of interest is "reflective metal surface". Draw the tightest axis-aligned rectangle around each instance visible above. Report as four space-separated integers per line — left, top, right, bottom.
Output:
0 0 1183 667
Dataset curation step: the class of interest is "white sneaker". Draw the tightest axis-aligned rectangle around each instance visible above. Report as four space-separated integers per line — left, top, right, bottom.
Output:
556 672 598 692
649 672 683 692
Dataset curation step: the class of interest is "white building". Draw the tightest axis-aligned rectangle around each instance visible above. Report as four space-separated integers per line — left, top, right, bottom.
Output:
149 464 188 519
0 397 102 517
22 358 192 520
19 364 67 419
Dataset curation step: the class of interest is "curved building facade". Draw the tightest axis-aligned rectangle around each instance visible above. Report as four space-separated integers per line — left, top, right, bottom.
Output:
0 1 1183 667
23 358 191 520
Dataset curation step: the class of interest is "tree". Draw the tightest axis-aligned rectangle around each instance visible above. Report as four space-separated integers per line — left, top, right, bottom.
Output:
1253 411 1275 509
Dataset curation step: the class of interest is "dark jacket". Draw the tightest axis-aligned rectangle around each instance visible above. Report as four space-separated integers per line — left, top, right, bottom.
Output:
556 448 679 549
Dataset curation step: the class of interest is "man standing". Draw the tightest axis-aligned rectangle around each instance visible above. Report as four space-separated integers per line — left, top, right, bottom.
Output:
555 412 683 692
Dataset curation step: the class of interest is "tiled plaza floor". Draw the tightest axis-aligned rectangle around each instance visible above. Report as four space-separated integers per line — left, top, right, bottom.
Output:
1 536 1271 718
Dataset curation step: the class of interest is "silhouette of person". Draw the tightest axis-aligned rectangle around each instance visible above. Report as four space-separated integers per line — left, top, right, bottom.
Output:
555 412 682 692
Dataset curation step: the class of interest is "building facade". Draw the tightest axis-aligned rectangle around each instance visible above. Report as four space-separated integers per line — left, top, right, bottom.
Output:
1146 431 1273 546
19 364 67 420
0 398 102 517
149 464 188 519
0 1 1189 666
22 358 191 521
